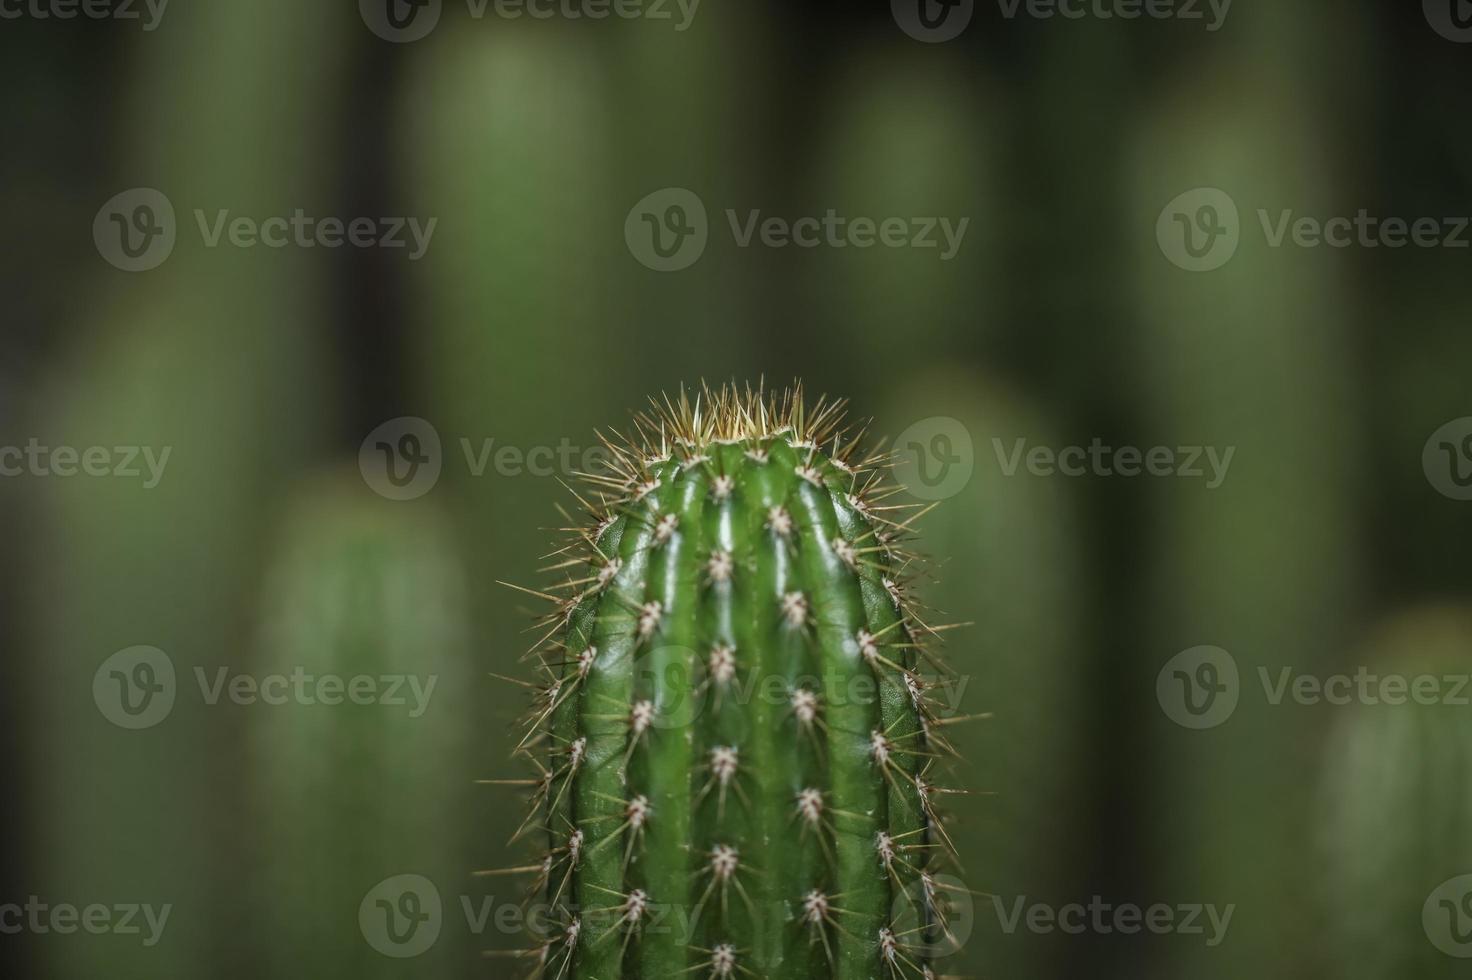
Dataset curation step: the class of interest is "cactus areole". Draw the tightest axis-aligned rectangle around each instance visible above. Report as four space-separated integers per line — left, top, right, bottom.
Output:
502 384 959 980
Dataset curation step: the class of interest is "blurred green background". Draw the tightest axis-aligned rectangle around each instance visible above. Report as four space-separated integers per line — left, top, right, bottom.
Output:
3 1 1472 978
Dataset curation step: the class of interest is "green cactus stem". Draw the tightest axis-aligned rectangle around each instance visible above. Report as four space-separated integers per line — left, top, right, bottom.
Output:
496 384 964 980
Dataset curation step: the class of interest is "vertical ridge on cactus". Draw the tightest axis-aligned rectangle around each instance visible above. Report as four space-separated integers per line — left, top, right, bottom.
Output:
495 382 962 980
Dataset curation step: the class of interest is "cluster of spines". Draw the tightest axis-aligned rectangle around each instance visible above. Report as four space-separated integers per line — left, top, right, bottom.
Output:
484 383 972 980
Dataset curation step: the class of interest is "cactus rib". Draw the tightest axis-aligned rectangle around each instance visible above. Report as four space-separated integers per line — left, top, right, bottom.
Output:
499 383 959 980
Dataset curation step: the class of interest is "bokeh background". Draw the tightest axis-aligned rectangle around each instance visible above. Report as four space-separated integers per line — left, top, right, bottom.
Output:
3 1 1472 978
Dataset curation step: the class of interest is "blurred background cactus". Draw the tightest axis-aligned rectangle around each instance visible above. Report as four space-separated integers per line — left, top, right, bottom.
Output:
1320 606 1472 980
1129 7 1363 978
879 370 1086 980
4 2 1472 979
253 476 471 977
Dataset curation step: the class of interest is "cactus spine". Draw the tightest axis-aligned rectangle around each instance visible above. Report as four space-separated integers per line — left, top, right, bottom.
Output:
504 385 957 980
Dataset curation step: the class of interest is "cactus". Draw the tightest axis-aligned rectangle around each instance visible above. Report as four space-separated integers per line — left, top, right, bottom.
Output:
1320 606 1472 980
498 384 961 980
253 476 471 978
